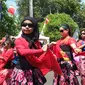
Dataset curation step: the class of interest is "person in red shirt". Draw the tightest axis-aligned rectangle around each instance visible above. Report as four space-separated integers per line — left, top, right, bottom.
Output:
51 24 81 85
77 28 85 85
6 16 48 85
0 35 14 84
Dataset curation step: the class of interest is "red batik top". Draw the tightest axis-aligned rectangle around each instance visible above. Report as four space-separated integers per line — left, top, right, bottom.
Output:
14 37 62 75
50 36 77 60
0 48 14 69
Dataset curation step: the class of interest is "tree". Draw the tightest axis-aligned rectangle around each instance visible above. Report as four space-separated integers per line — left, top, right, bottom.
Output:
16 0 82 27
17 0 85 28
16 0 29 19
0 0 19 38
73 3 85 28
39 13 78 41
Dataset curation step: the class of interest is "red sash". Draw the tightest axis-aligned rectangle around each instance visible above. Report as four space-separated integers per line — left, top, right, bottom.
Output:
26 49 62 75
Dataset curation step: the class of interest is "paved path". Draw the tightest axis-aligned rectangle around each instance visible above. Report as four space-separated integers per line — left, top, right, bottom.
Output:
44 71 54 85
44 71 81 85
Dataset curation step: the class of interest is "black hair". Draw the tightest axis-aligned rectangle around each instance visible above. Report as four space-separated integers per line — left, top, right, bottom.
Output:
59 24 71 36
78 28 85 40
2 34 15 48
80 28 85 34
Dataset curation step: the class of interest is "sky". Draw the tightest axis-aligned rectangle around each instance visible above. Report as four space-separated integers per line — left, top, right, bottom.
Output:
6 0 17 8
82 0 85 3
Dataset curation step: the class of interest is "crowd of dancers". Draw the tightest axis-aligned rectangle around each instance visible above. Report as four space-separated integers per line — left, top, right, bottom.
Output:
0 16 85 85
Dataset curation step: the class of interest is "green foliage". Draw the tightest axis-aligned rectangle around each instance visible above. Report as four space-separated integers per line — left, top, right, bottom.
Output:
54 0 80 16
34 0 81 18
16 0 84 28
16 0 29 19
16 0 81 18
73 3 85 28
39 13 78 42
0 0 20 39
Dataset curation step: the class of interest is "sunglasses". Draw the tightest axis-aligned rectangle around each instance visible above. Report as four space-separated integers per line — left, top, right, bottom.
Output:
59 30 64 32
22 23 34 28
81 33 85 35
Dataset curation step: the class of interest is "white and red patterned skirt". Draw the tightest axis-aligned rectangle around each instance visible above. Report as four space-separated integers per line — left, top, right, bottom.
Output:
6 67 46 85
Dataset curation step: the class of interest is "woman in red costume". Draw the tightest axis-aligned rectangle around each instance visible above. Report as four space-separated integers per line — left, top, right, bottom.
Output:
6 16 48 85
77 28 85 85
52 24 81 85
0 35 14 85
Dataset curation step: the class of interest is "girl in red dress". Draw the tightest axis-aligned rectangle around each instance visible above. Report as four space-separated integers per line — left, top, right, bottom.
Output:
0 35 14 85
52 24 81 85
6 16 47 85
